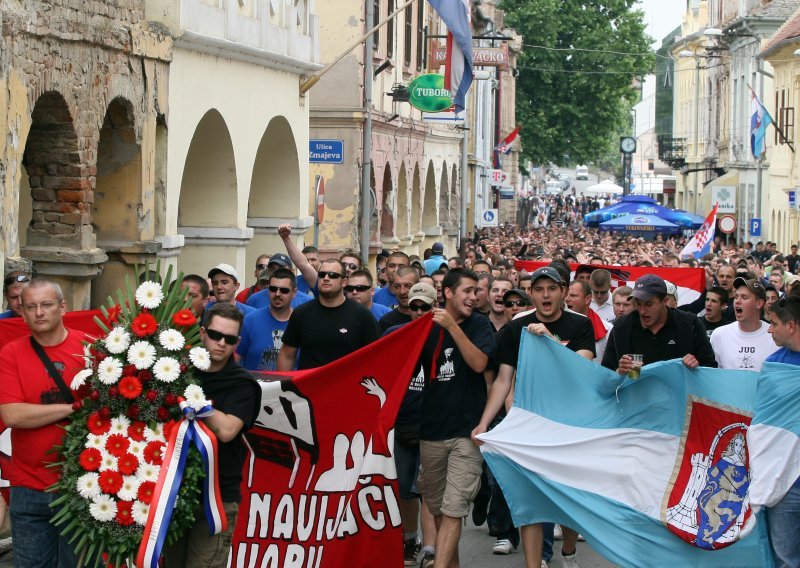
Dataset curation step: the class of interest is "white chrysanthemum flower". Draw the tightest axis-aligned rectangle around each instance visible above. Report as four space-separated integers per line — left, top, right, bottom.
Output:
117 475 140 501
70 368 94 390
89 494 117 522
85 433 107 450
188 346 211 371
99 452 119 472
135 281 164 310
158 329 185 352
127 341 156 370
132 500 150 525
76 472 101 500
97 357 123 385
103 327 131 355
128 440 145 458
153 357 181 383
183 384 209 411
143 423 164 442
135 463 160 484
109 415 131 435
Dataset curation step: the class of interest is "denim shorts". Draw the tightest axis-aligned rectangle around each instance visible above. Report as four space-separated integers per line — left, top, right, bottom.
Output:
394 436 421 500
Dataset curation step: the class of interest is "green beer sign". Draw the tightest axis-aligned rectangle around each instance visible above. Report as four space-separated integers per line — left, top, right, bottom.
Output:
408 73 454 112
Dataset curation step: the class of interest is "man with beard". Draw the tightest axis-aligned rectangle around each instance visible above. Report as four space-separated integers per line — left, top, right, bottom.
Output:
417 268 494 568
237 268 297 371
378 266 420 332
277 259 378 370
473 266 594 568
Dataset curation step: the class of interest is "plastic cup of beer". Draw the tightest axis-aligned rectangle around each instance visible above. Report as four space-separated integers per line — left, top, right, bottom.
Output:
628 354 643 380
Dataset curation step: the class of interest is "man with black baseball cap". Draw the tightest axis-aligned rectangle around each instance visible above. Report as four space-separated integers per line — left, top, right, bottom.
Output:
709 277 777 371
473 265 594 567
602 274 716 373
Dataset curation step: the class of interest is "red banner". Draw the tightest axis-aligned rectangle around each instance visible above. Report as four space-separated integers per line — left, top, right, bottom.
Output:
515 261 706 305
231 314 433 567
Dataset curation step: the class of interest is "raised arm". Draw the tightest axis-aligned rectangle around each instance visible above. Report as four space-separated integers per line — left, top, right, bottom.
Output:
278 223 318 289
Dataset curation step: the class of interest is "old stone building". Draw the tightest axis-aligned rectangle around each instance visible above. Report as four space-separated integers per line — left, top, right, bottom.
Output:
0 0 320 309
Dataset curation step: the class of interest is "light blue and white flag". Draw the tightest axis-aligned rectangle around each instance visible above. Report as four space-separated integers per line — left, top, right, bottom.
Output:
428 0 473 112
478 334 800 568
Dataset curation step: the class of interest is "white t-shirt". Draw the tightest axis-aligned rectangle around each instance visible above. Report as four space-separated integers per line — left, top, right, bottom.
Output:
710 321 778 371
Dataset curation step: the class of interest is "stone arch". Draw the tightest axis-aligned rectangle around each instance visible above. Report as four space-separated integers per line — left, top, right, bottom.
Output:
438 164 449 227
422 161 437 231
395 165 409 239
410 164 422 235
247 116 300 270
91 97 143 307
450 163 459 230
380 163 395 241
22 91 88 251
177 110 239 276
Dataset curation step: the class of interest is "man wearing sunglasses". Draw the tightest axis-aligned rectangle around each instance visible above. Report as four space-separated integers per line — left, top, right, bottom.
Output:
277 259 379 370
1 272 30 319
237 268 297 371
235 254 271 304
344 269 391 320
167 303 260 567
588 269 614 322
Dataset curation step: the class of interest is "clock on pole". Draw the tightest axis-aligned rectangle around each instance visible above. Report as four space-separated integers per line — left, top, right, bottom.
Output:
619 136 636 195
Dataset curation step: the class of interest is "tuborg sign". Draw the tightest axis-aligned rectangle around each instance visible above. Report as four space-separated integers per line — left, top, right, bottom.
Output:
408 74 454 113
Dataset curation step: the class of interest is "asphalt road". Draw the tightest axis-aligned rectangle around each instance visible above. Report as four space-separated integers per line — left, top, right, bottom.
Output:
458 519 617 568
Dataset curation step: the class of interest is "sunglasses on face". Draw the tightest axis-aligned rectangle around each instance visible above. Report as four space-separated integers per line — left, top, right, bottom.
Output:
318 271 343 280
268 285 292 294
256 263 268 270
344 285 371 293
4 274 29 287
343 262 359 271
409 302 433 312
205 327 239 345
504 299 529 308
592 289 609 295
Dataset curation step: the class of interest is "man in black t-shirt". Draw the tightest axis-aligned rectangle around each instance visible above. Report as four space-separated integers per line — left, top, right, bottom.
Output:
417 268 494 568
165 303 261 568
472 266 594 568
698 286 732 337
277 259 379 370
377 266 419 332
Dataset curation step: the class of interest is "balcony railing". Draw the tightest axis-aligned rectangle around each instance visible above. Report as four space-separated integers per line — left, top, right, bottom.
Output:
657 136 687 170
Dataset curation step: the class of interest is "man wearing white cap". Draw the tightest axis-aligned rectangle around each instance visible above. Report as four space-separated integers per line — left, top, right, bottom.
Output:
207 264 256 319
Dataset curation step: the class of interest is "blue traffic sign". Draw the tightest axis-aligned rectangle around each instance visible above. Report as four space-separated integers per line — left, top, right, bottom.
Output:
309 139 344 163
750 218 761 237
483 210 495 222
790 190 796 209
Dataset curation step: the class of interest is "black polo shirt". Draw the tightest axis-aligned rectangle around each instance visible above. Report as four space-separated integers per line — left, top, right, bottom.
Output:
602 308 717 369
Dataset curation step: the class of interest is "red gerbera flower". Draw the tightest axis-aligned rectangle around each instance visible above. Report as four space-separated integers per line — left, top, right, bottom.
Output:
162 420 178 440
116 500 134 526
79 448 102 472
118 376 143 400
98 470 123 494
105 434 130 458
137 481 156 505
117 453 139 476
86 411 111 435
156 407 170 421
131 313 158 338
128 421 147 442
172 309 197 327
143 441 165 466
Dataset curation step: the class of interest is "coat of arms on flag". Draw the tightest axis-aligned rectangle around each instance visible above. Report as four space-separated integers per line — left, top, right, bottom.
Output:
663 396 753 550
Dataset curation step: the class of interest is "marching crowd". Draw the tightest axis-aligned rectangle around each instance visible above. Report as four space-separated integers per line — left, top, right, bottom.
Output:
1 217 800 568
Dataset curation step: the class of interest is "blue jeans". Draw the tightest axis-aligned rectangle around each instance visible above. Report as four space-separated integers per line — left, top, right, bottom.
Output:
767 477 800 568
10 487 77 568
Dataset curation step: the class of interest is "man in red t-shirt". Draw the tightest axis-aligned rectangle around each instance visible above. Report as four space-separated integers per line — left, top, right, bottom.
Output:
0 278 86 567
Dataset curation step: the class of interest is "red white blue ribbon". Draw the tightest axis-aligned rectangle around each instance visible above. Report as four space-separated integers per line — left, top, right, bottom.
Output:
136 402 227 568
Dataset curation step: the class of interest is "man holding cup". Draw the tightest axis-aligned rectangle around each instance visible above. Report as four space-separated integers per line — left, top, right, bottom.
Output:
601 274 717 374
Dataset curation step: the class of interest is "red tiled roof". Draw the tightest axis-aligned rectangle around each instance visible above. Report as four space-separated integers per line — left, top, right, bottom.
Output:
761 7 800 57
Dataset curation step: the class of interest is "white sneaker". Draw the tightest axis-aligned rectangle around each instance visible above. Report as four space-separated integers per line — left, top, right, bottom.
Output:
541 561 550 568
553 524 563 540
561 552 579 568
577 533 585 542
492 539 515 555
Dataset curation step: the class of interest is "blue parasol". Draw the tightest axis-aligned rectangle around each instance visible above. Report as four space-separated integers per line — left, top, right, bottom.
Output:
584 195 703 229
599 214 682 236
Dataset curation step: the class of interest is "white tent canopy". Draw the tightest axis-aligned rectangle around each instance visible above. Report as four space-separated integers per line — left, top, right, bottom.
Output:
585 179 623 195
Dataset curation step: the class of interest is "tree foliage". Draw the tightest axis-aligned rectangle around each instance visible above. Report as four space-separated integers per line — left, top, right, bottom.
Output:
501 0 655 165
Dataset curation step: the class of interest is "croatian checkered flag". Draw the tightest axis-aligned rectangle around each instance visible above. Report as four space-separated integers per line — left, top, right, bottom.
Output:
680 203 718 259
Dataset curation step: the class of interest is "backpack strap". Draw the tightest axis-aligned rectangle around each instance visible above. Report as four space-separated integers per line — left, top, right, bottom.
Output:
30 336 75 404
